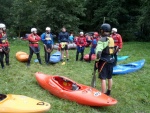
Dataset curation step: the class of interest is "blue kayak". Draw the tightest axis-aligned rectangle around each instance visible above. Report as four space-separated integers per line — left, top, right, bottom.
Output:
117 56 129 61
113 59 145 75
49 51 61 63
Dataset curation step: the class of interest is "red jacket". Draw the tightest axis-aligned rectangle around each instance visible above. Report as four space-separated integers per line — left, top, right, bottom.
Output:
111 33 123 49
0 32 9 48
28 34 41 47
76 36 86 47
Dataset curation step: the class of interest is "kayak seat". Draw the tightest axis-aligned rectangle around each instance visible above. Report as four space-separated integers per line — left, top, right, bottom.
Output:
0 94 7 101
53 77 80 91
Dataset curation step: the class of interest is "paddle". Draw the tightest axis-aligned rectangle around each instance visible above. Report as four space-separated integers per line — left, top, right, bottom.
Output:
91 63 97 88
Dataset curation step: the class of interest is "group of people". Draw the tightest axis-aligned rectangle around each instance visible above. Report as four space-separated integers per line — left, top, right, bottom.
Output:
0 23 123 96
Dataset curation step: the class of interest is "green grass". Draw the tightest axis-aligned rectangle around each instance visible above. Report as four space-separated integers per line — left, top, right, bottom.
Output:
0 39 150 113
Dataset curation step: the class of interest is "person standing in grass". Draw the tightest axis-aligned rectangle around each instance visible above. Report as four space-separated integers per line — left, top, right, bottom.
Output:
68 32 74 43
76 32 86 61
111 28 123 66
27 28 42 66
0 23 10 69
58 27 69 61
41 27 54 64
95 23 115 95
88 32 99 63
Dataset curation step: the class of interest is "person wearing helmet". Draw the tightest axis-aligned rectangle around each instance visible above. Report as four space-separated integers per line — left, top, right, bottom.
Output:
111 28 123 66
27 28 42 66
41 27 54 64
88 32 100 63
0 23 10 69
58 27 69 61
76 31 86 61
94 23 115 96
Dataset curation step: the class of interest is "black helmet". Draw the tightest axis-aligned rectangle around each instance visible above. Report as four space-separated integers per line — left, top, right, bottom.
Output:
100 23 111 32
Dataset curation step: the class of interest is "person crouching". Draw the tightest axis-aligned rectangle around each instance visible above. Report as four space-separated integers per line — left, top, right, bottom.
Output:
27 28 42 66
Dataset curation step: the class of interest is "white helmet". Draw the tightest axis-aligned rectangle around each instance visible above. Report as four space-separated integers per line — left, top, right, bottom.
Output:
80 31 84 35
112 28 117 32
46 27 51 31
0 23 6 30
31 28 37 33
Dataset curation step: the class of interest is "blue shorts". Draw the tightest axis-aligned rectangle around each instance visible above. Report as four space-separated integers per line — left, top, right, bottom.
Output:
77 46 85 53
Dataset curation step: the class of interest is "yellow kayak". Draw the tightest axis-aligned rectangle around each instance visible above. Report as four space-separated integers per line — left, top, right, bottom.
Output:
0 94 50 113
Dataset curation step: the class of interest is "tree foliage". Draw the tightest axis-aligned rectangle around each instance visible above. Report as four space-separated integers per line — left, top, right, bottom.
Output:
0 0 150 41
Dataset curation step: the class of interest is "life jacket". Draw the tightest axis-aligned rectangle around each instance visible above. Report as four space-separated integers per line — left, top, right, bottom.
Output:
102 37 114 55
78 37 85 44
45 33 53 44
0 33 7 44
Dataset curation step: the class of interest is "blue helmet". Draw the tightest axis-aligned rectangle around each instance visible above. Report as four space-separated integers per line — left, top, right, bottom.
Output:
100 23 111 32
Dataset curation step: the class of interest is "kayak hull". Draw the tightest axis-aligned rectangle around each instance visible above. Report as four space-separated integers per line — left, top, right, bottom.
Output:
0 94 50 113
53 43 77 50
49 51 61 63
84 54 96 61
113 59 145 75
16 51 29 62
84 54 129 62
35 72 117 106
117 56 129 61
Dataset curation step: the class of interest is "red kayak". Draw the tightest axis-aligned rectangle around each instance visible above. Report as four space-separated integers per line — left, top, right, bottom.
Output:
35 72 117 106
84 54 96 61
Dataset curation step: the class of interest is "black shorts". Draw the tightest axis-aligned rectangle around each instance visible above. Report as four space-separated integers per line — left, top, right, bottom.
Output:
98 60 113 79
60 42 68 51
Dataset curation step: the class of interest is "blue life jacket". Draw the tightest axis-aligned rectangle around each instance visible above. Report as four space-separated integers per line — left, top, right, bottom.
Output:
41 33 53 45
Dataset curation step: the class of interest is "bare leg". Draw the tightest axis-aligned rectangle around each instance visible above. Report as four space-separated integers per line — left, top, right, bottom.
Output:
108 78 112 90
66 50 69 59
61 50 64 60
101 79 106 93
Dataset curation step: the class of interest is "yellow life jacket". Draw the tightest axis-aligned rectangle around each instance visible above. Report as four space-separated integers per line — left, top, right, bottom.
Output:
101 37 114 55
107 37 114 54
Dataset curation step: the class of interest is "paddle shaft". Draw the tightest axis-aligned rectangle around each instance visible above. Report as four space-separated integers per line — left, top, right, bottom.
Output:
91 63 97 88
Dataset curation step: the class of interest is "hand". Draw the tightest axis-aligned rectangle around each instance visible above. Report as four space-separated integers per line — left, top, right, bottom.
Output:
96 62 98 68
118 49 121 52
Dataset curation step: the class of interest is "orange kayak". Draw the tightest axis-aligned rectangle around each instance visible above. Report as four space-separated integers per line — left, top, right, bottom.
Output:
16 51 29 62
84 54 96 61
35 72 117 106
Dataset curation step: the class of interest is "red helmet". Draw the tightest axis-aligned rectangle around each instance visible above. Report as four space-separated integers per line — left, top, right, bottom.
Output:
94 32 99 37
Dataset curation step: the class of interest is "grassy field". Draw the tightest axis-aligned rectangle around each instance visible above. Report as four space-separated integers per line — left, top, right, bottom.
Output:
0 39 150 113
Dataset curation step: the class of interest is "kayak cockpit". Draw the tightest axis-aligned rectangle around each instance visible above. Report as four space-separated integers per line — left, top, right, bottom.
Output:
0 94 7 101
52 76 80 91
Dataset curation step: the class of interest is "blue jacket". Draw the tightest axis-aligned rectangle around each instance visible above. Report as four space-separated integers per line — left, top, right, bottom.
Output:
58 32 69 43
41 33 54 45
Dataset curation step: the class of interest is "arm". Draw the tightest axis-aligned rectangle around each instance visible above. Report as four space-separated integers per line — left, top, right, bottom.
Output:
28 34 39 42
51 34 54 45
41 33 45 42
118 34 123 49
83 37 87 46
95 40 109 60
35 35 41 41
58 33 61 43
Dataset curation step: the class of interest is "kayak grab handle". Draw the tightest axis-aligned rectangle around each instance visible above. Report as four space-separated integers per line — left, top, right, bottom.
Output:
37 102 45 105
